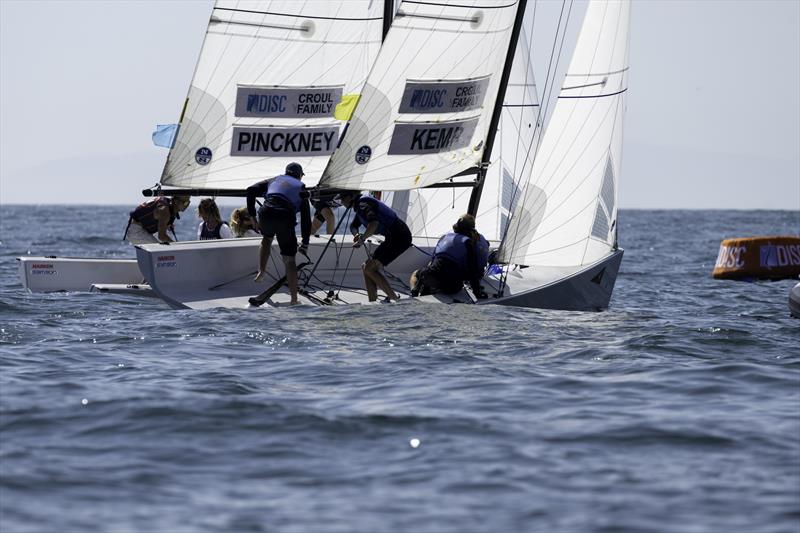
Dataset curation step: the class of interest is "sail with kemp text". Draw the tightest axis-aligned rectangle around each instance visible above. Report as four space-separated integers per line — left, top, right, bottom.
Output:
386 23 540 242
319 0 522 192
159 0 383 190
499 0 630 267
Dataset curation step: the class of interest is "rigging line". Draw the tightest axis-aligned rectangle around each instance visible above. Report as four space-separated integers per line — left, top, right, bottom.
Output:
301 206 351 289
498 0 572 291
497 0 570 268
213 7 384 21
403 0 518 10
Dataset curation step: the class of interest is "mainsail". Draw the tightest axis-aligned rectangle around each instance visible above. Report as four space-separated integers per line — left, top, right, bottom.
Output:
319 0 522 192
391 24 540 241
499 0 630 266
159 1 383 190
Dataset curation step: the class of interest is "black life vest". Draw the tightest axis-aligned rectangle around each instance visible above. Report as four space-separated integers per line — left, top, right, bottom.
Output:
200 221 229 240
130 197 176 234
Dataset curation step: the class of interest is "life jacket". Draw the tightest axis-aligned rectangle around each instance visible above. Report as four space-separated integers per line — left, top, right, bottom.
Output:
130 197 176 234
200 221 229 240
355 196 398 235
266 174 303 211
434 233 470 270
434 232 490 274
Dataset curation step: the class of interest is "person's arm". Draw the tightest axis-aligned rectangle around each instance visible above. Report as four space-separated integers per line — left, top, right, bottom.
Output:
154 205 173 242
299 187 311 246
246 179 271 218
197 221 204 240
220 223 234 239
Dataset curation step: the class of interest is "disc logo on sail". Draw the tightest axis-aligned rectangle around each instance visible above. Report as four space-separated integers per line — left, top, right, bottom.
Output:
195 148 212 166
398 76 490 114
355 146 372 164
235 86 344 118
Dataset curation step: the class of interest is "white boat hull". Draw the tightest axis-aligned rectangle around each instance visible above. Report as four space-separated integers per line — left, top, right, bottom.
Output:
136 237 623 312
18 256 143 293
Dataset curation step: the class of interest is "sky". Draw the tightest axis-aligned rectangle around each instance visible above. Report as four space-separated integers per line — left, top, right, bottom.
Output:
0 0 798 210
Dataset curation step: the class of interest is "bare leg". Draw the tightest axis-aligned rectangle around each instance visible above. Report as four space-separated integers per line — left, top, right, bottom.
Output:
255 235 273 282
364 259 398 301
283 255 299 304
323 208 335 234
361 261 378 302
311 217 322 235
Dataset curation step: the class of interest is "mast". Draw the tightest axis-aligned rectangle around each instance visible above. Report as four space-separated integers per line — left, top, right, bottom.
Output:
467 0 528 217
383 0 394 40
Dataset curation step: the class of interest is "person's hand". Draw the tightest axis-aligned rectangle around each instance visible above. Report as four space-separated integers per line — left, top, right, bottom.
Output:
254 270 265 282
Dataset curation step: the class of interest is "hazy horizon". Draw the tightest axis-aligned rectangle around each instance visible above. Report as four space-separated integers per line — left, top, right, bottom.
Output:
1 0 798 210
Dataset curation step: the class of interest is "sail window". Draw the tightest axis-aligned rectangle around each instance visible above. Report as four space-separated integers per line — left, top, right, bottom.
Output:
591 203 610 241
600 156 616 215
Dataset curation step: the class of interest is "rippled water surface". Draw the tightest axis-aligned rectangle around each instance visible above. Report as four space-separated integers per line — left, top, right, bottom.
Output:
1 206 799 532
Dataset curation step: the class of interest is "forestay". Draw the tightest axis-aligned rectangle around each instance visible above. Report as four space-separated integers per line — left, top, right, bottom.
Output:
319 0 521 192
499 0 630 266
160 0 382 190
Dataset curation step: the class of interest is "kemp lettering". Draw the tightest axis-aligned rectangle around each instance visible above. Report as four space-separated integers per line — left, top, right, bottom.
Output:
410 126 464 152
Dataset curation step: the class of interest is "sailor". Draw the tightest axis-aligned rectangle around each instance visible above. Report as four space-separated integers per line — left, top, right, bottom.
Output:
229 207 261 238
246 162 311 305
310 189 337 236
410 214 489 299
196 198 233 240
124 196 190 244
336 190 412 302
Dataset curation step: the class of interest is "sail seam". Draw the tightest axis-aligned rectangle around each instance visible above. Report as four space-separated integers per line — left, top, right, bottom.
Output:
403 0 517 9
558 88 627 99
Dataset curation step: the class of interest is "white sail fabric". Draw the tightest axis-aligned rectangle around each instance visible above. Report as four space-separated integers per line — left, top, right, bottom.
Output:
319 0 521 191
499 0 630 266
160 1 383 190
397 24 540 242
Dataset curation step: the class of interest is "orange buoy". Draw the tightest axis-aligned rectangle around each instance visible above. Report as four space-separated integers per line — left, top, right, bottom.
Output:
712 236 800 281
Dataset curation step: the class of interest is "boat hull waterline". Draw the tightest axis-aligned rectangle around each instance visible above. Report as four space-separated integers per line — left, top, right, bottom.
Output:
135 237 622 311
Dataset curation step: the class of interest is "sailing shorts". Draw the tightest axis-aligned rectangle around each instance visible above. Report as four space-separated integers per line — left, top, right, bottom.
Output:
414 257 464 295
259 205 297 257
372 219 412 266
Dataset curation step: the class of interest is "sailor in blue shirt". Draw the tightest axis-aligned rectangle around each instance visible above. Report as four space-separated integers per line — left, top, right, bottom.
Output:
246 162 311 305
410 214 489 299
336 190 412 302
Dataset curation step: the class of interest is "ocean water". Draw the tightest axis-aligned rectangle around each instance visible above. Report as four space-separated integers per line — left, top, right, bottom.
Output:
1 206 798 533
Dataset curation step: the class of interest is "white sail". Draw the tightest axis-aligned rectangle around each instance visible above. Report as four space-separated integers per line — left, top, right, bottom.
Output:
319 0 521 192
395 24 540 242
160 0 383 190
499 0 630 266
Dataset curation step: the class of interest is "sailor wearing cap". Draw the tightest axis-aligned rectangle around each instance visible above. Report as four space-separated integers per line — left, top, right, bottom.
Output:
245 163 311 305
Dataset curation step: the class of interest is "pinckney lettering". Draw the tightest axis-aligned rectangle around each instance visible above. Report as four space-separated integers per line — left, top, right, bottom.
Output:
231 127 339 157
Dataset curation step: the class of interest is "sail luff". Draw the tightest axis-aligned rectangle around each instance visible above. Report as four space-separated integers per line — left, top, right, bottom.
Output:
498 0 631 267
467 0 527 217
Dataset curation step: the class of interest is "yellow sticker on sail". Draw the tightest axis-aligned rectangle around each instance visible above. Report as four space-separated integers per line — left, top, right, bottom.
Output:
334 94 361 121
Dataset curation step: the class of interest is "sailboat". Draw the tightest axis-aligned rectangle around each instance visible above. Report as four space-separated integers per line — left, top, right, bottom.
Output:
25 0 631 312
